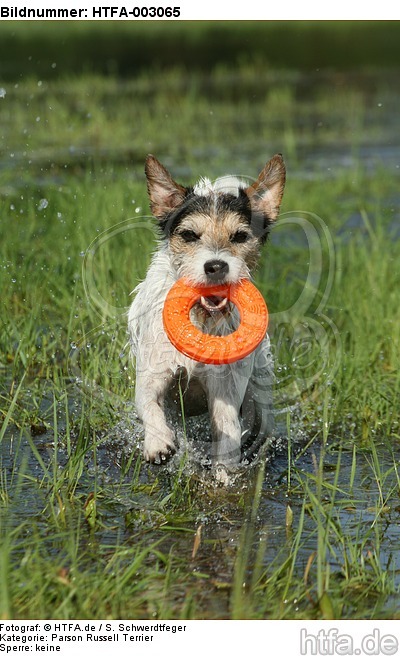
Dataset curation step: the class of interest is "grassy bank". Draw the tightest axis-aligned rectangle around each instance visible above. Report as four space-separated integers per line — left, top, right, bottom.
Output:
1 63 400 619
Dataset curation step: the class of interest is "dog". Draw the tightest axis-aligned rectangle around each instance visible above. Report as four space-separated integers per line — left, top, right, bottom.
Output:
128 154 286 482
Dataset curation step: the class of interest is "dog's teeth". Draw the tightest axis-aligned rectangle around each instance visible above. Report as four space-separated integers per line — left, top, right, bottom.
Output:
200 295 228 312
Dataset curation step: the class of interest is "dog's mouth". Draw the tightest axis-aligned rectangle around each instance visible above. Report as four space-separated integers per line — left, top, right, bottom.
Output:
200 295 229 314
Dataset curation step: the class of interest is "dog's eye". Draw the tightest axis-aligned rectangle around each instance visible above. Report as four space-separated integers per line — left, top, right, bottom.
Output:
231 230 250 244
179 230 200 243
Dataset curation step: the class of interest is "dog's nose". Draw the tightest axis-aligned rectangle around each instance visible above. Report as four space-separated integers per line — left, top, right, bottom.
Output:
204 259 229 282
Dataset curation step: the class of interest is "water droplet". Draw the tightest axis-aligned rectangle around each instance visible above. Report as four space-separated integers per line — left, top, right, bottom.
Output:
38 198 48 211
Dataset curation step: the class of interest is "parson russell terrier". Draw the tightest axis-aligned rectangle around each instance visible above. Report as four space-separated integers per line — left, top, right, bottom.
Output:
128 154 286 482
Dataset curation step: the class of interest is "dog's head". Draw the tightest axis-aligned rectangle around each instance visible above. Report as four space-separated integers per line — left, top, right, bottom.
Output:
144 154 286 293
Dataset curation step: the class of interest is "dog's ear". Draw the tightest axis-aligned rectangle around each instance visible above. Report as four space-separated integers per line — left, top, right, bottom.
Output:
145 155 187 219
245 154 286 221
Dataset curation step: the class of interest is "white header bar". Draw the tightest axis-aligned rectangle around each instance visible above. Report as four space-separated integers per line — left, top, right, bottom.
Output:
0 1 399 20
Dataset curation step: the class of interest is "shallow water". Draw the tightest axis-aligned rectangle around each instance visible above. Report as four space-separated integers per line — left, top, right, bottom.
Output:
2 381 399 618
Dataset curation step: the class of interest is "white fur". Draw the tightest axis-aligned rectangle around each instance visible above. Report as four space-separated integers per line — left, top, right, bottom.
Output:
193 175 248 197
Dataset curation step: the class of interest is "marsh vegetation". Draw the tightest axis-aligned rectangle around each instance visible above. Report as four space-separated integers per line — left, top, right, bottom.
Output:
0 22 400 619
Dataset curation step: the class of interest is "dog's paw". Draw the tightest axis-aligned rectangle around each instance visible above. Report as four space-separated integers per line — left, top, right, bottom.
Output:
213 464 231 486
143 430 176 464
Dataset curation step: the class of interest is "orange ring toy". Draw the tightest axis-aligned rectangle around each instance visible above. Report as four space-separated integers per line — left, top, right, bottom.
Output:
162 278 268 365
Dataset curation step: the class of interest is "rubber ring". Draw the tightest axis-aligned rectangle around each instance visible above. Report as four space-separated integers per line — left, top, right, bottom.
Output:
162 278 268 365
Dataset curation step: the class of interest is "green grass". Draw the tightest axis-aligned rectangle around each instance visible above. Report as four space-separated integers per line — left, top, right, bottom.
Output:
1 60 400 620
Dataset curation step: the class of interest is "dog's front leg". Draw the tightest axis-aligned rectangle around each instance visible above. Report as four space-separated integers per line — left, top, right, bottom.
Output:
135 372 176 463
210 399 242 468
206 366 249 481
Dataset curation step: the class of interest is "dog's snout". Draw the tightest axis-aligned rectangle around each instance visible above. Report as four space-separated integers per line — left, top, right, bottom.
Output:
204 259 229 282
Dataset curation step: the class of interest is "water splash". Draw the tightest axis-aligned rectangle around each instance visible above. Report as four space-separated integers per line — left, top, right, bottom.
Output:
38 198 49 211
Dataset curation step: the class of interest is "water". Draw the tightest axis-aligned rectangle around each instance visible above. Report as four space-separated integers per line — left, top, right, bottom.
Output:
1 70 400 191
1 376 399 618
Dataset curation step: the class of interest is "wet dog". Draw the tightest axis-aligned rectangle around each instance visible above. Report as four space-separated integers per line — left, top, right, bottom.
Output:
128 154 286 482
